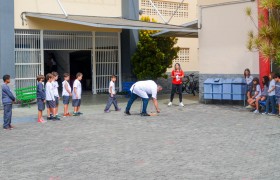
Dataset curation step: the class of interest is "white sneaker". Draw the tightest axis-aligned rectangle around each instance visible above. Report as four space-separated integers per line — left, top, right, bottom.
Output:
168 102 172 106
179 102 185 107
253 110 259 114
245 105 253 109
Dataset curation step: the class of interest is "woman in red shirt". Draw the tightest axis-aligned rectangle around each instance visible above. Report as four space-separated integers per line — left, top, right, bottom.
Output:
168 63 185 107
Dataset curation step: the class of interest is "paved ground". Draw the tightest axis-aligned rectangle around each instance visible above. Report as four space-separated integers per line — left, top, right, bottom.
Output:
0 94 280 180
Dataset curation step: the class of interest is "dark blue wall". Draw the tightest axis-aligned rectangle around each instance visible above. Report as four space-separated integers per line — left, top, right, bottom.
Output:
0 0 15 78
121 0 139 81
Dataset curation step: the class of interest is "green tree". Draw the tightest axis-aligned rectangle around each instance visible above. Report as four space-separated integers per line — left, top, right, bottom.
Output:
132 16 180 80
246 0 280 64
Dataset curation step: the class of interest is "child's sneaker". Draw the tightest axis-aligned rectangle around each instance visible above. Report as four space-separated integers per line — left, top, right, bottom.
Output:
179 102 184 107
168 102 172 106
104 110 110 113
115 108 121 111
47 116 53 120
262 112 268 115
77 112 83 115
73 112 79 116
54 116 61 120
268 113 276 116
38 119 46 123
253 110 259 114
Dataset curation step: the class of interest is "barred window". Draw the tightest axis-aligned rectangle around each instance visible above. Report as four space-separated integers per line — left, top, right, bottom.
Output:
174 48 190 63
141 0 188 18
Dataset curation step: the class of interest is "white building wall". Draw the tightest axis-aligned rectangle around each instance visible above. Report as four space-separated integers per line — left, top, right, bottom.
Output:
198 0 259 75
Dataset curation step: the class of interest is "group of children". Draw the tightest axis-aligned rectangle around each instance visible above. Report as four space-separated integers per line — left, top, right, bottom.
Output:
245 68 280 116
1 72 121 129
36 72 83 123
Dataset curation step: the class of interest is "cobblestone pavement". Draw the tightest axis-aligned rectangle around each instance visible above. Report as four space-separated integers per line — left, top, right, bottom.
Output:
0 95 280 180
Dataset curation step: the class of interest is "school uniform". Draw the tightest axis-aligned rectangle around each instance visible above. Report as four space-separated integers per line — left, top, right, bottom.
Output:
253 84 261 99
245 76 253 93
62 80 71 105
2 83 16 129
36 82 45 111
45 82 56 108
275 82 280 104
265 79 276 114
52 81 59 105
104 81 120 111
72 79 82 107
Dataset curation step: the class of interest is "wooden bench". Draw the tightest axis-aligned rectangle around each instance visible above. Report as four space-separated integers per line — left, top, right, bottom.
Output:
15 86 37 107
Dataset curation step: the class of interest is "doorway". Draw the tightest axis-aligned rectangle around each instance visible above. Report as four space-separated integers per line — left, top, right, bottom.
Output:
70 50 92 91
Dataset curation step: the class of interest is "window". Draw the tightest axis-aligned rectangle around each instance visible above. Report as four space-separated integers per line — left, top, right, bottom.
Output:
174 48 190 63
141 0 188 18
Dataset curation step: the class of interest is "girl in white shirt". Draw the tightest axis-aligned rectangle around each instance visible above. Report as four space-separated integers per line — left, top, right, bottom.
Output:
244 68 253 100
247 77 261 111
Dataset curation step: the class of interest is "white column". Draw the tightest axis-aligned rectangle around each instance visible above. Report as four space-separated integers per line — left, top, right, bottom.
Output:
118 32 122 92
92 32 97 94
40 30 44 75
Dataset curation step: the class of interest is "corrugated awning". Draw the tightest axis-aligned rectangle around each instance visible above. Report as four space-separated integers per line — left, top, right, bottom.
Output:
152 20 198 38
24 12 197 32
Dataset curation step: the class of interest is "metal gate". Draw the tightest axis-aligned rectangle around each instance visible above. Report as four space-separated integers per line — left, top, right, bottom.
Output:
95 32 120 93
14 30 121 93
15 30 43 88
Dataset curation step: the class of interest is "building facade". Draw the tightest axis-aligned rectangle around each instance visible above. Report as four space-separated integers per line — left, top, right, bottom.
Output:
197 0 261 101
139 0 199 73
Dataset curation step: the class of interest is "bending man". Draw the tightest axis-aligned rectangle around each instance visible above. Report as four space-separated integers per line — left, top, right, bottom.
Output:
125 80 162 116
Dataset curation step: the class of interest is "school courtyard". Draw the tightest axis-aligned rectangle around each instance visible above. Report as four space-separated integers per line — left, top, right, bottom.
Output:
0 95 280 180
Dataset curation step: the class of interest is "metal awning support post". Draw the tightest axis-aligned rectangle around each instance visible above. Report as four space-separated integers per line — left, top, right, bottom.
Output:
148 0 167 23
56 0 68 17
167 0 185 24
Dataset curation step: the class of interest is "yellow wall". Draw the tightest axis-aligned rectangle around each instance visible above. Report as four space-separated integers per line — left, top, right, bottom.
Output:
198 0 259 74
139 0 199 72
14 0 122 30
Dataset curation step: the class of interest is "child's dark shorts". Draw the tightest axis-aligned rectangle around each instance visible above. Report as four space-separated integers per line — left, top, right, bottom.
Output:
72 99 81 107
63 96 70 105
46 100 56 108
37 99 45 111
54 96 59 105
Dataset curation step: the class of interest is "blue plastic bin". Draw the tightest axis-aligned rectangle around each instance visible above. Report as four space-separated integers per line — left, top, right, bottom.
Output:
232 78 246 100
213 78 223 100
204 78 214 99
222 79 232 100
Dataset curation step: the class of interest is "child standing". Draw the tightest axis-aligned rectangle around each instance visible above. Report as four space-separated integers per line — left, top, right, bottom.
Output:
52 72 60 118
62 73 72 117
46 73 60 120
275 74 280 116
2 75 16 130
72 72 83 116
104 75 121 113
244 68 254 108
262 73 276 115
254 76 269 113
36 75 46 123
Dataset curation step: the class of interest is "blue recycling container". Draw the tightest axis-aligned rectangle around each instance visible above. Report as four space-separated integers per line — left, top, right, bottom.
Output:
232 78 246 100
204 78 214 99
213 78 223 100
222 78 233 100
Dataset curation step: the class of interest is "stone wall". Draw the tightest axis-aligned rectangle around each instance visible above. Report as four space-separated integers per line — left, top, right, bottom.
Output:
156 71 199 94
199 74 259 102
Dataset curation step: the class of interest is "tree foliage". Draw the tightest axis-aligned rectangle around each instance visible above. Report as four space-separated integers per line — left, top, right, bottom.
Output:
246 0 280 64
131 16 180 80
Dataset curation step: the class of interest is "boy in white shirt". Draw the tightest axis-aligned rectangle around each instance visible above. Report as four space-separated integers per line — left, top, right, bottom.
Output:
104 75 121 113
62 73 72 117
52 72 60 118
72 72 83 116
45 73 60 120
262 73 276 115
